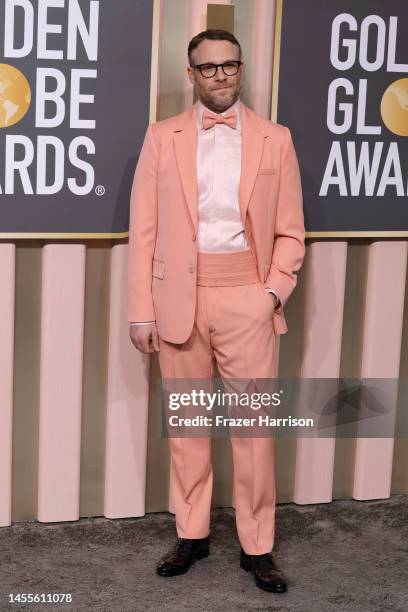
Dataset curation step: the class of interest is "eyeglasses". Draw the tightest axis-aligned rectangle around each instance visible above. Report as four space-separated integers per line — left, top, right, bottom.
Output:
193 61 242 78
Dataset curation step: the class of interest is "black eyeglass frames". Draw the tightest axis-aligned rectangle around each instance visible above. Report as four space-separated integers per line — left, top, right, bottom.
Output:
193 61 242 78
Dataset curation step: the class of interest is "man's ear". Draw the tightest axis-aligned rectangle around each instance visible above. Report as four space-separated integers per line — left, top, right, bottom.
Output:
187 65 195 85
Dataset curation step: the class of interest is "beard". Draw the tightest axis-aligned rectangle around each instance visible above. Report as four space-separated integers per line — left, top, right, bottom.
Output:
197 84 241 114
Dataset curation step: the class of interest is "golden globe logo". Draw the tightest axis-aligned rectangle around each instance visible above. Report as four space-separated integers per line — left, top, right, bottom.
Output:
381 78 408 138
0 0 100 195
0 64 31 127
318 13 408 198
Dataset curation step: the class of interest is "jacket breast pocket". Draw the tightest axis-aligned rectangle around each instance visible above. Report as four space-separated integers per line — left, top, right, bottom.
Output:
152 259 165 279
257 167 278 175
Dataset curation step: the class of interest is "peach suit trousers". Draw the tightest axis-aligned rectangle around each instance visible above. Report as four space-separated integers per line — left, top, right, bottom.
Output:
157 249 277 555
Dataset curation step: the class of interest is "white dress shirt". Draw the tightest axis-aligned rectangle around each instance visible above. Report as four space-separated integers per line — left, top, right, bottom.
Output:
130 99 280 326
196 98 248 251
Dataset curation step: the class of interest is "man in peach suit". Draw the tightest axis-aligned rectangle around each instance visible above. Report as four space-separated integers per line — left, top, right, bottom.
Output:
128 30 305 593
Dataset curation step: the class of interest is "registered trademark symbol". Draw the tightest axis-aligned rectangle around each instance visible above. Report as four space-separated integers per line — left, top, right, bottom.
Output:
95 185 105 195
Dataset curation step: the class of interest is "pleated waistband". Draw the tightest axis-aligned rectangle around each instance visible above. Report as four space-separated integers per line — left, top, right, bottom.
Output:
196 249 260 286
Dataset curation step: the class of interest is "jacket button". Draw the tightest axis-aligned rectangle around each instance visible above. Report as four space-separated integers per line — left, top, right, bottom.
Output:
192 233 196 241
189 264 195 273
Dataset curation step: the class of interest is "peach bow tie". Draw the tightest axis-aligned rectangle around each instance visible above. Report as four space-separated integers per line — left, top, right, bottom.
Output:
202 110 237 130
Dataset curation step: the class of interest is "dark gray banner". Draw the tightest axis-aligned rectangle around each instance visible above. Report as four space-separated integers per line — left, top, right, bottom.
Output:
0 0 153 237
156 377 408 438
276 0 408 236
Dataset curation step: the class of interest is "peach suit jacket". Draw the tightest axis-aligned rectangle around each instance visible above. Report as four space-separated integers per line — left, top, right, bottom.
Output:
127 101 306 344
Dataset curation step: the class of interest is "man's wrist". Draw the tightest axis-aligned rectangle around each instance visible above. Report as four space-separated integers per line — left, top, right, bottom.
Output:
264 288 281 311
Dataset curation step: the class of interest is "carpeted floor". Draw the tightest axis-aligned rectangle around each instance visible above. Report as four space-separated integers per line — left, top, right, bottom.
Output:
1 495 407 612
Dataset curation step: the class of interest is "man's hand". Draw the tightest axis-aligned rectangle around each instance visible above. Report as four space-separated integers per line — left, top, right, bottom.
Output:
129 322 160 353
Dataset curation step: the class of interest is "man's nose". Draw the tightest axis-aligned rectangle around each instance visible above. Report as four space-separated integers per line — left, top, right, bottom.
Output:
214 66 227 80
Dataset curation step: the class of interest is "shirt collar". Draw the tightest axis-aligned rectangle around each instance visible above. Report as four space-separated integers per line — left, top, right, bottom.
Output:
196 98 242 133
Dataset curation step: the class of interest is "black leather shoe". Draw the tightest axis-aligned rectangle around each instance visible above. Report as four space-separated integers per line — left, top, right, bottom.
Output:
240 548 287 593
156 537 210 577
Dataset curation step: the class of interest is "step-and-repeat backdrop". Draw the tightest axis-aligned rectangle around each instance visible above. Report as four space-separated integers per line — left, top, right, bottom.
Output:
0 0 153 237
1 0 407 237
275 0 408 235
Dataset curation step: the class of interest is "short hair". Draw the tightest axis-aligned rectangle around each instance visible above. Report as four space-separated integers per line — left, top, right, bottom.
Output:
188 29 242 67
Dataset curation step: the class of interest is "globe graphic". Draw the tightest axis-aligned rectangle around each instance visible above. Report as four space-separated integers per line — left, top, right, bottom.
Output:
380 78 408 137
0 63 31 128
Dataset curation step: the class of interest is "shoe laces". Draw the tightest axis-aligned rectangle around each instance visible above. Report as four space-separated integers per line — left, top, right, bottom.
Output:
175 538 192 557
254 553 275 571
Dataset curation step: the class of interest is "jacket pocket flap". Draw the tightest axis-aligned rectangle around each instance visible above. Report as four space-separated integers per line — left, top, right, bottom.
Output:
152 259 165 279
258 167 278 175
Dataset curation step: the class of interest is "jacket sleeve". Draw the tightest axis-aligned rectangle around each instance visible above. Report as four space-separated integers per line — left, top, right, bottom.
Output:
127 124 159 323
264 126 306 307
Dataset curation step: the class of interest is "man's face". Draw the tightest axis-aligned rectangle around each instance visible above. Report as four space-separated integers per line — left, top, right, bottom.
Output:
187 39 244 113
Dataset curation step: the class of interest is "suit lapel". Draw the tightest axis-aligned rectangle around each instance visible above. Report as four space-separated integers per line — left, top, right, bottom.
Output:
239 103 267 226
173 104 198 232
